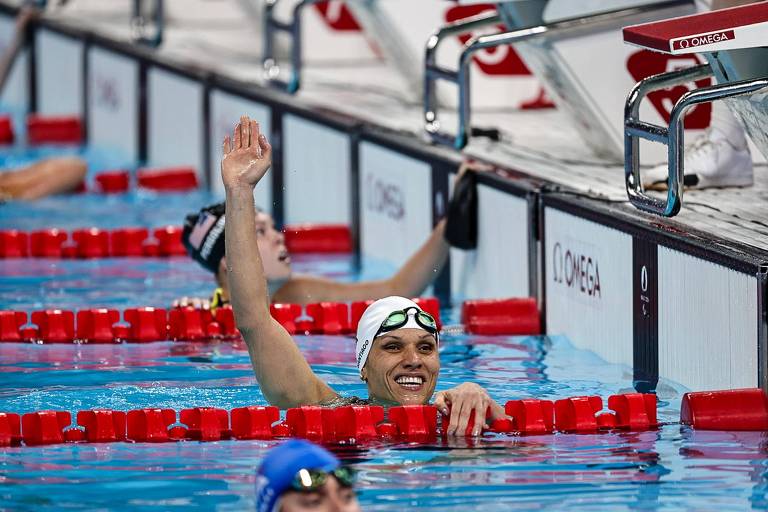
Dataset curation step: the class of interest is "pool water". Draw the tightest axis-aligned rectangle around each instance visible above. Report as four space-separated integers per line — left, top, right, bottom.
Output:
3 170 768 511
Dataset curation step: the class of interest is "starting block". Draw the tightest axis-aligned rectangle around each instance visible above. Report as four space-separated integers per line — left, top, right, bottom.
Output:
623 2 768 216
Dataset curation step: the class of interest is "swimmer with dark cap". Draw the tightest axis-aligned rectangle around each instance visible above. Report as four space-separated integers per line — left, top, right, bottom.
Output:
222 115 507 436
256 439 360 512
180 142 482 310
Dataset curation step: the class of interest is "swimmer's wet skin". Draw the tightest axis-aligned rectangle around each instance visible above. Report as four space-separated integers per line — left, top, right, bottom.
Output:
220 114 508 436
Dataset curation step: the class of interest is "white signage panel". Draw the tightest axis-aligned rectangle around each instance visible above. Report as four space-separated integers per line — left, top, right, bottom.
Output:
658 247 758 390
359 142 432 270
87 47 138 162
209 89 271 211
545 208 634 366
283 115 350 225
148 67 203 174
451 183 529 301
36 29 83 116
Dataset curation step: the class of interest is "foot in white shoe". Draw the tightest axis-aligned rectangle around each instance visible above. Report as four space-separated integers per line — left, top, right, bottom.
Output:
642 128 753 190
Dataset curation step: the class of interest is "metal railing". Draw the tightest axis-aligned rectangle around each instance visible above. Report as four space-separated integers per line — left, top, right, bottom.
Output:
423 1 688 149
624 64 768 217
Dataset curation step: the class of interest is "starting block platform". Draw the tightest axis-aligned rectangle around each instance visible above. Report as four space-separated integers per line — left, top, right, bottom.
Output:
4 0 768 393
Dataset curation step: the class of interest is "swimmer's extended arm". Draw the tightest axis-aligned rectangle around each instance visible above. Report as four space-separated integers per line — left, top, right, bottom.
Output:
0 157 86 200
273 220 449 304
222 115 337 409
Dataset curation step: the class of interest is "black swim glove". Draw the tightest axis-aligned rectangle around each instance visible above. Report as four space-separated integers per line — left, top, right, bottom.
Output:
444 170 478 250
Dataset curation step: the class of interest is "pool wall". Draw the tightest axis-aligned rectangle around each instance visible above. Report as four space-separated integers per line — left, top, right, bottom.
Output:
2 4 765 394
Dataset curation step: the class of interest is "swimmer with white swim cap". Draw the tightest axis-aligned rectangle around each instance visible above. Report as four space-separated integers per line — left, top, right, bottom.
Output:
220 115 507 436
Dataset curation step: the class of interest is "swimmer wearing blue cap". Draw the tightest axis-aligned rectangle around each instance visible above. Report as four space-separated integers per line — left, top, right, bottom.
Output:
221 115 507 437
256 439 360 512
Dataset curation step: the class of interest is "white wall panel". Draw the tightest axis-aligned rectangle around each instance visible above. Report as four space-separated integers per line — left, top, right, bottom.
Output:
451 183 529 300
359 142 431 269
36 29 82 116
87 47 138 161
209 89 271 211
148 67 203 174
0 14 28 114
545 208 633 366
658 248 758 391
283 115 350 224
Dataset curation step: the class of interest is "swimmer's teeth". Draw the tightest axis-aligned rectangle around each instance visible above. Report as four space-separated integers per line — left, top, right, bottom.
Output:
396 376 423 386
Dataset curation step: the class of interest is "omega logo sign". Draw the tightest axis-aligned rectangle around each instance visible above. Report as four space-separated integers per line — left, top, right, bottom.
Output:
552 242 602 298
672 30 734 51
365 173 404 221
94 75 120 111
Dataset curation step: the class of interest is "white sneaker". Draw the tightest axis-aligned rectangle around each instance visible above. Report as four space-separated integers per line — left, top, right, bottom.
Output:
643 129 753 190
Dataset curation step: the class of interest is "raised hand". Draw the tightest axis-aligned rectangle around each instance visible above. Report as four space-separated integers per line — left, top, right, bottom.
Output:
434 382 507 437
221 115 272 190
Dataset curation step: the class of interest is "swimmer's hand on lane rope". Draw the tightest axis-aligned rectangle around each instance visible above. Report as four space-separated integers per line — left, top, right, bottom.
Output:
221 115 272 190
434 382 510 437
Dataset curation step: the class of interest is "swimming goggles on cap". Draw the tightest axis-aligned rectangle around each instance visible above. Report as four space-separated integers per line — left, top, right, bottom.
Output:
374 306 438 339
290 466 357 492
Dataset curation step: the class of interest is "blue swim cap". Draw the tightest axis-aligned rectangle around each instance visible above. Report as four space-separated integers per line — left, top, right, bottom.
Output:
255 439 340 512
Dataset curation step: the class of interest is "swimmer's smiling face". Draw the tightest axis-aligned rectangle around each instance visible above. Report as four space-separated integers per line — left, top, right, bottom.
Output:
361 328 440 406
254 210 292 281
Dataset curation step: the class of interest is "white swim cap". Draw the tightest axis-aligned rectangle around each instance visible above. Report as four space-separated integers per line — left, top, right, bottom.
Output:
355 296 432 376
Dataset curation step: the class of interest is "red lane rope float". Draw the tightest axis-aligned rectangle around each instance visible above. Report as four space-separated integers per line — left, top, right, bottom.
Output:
26 114 83 145
0 225 352 259
0 226 186 259
136 166 199 192
681 388 768 430
0 393 664 447
284 224 352 254
462 297 540 335
0 115 14 145
0 298 440 343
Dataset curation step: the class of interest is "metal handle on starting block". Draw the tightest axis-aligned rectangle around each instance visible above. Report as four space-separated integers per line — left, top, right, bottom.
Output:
625 64 768 217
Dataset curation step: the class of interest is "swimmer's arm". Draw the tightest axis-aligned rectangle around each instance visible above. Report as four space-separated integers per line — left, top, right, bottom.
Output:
0 157 86 200
223 116 337 408
272 219 449 304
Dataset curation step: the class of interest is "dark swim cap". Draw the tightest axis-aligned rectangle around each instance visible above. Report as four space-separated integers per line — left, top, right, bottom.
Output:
181 202 226 274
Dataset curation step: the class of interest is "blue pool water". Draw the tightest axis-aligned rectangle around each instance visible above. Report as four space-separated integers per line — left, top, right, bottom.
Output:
3 187 768 510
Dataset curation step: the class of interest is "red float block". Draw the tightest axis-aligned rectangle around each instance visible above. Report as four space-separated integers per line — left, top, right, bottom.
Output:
31 310 75 343
154 226 186 257
112 323 130 341
462 298 540 336
64 428 86 442
142 239 160 257
554 396 603 433
61 243 77 259
0 311 26 342
30 229 67 258
137 167 199 192
505 399 555 434
350 300 374 331
27 114 83 145
0 412 21 447
180 407 230 441
168 307 207 341
213 306 238 337
283 224 352 254
411 297 442 330
376 422 398 438
126 408 177 442
231 406 280 440
20 326 39 342
77 410 127 442
272 422 291 437
0 115 14 144
21 410 71 445
124 307 168 342
306 302 350 335
489 418 515 433
110 228 149 257
389 405 438 439
94 170 130 194
596 412 618 430
72 228 110 259
270 303 301 334
76 309 120 343
0 230 28 258
608 393 657 430
681 388 768 431
286 406 335 442
333 406 385 442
